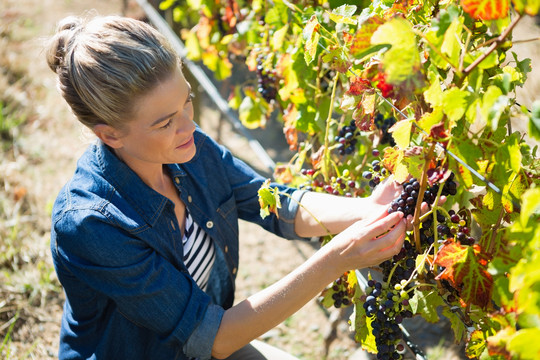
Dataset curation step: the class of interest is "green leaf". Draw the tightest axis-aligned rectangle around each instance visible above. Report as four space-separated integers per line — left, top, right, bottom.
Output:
530 100 540 140
481 85 506 129
418 108 443 135
353 304 377 353
442 87 469 122
202 51 232 80
159 0 176 10
371 17 421 85
228 86 243 110
442 307 467 343
257 180 282 219
389 119 413 149
519 188 540 228
448 140 482 187
239 95 266 129
327 5 357 25
498 132 522 174
409 289 443 323
424 80 443 108
512 0 540 16
441 18 462 67
303 15 320 65
512 52 532 81
265 0 288 25
508 328 540 359
272 24 289 51
471 190 504 227
432 4 460 36
466 330 487 358
402 149 425 180
183 30 202 61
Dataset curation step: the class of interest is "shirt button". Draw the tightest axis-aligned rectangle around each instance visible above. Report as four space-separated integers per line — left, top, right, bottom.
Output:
174 177 180 184
187 195 192 203
232 267 237 275
170 221 175 230
224 245 228 253
206 221 214 229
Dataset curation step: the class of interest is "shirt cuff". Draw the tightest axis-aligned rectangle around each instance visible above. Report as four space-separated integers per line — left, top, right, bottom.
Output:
182 304 225 359
277 188 309 240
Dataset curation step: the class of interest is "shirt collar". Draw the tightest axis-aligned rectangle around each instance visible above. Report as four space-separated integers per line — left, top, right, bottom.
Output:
94 140 170 227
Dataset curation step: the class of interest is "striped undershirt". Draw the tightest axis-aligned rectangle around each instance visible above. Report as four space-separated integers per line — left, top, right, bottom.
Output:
182 209 216 292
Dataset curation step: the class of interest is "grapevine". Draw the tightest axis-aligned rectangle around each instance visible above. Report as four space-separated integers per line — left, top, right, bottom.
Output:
163 0 540 358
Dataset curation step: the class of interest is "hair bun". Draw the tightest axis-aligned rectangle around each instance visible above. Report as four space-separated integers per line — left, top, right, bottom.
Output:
46 16 83 73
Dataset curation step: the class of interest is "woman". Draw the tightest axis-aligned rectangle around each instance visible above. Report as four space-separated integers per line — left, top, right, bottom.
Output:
46 14 409 360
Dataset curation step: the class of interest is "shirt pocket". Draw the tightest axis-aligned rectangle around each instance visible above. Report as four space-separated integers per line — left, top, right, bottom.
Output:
216 194 238 238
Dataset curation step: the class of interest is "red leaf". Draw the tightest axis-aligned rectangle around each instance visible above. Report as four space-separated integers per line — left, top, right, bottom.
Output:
283 104 299 151
435 241 494 309
373 72 394 98
347 77 372 96
461 0 510 20
350 16 384 56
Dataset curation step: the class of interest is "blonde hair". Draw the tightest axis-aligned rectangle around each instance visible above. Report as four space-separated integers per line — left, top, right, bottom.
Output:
46 15 179 130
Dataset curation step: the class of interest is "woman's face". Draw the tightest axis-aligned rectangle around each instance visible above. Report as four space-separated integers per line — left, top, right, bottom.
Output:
112 67 197 168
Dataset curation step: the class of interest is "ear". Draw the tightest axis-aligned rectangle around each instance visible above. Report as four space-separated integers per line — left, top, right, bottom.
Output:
93 124 125 149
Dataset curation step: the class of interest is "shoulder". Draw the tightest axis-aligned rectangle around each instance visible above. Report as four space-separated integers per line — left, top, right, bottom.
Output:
51 143 147 238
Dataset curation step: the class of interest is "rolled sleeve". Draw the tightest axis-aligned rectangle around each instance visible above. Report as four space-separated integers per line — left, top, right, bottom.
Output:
275 187 308 239
183 304 224 359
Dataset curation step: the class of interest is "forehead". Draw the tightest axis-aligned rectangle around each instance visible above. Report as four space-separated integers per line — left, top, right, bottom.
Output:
131 68 189 124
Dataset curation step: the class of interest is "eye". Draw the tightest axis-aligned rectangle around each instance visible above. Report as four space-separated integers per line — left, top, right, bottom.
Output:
160 119 173 129
187 92 195 103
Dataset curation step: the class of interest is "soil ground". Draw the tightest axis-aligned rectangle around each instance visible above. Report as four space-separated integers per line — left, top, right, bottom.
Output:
0 0 538 359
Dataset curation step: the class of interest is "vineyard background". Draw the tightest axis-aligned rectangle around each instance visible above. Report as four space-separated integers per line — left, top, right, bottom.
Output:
0 0 539 359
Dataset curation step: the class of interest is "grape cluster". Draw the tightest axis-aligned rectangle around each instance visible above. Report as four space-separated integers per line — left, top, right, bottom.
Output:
334 120 359 156
363 279 411 360
379 240 418 285
256 56 277 102
387 172 459 217
363 157 387 189
387 178 421 217
429 209 475 246
374 114 396 146
329 272 353 308
299 168 357 197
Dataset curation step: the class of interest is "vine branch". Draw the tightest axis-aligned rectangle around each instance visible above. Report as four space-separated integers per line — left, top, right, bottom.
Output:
413 143 436 253
462 13 523 77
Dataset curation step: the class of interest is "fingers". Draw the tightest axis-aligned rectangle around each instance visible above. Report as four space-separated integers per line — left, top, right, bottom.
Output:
363 211 404 240
377 219 407 253
360 217 407 267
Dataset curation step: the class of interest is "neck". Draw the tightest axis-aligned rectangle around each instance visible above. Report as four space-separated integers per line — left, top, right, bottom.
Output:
113 149 170 193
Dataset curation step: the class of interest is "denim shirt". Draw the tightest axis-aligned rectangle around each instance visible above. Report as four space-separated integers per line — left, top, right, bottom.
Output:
50 128 307 360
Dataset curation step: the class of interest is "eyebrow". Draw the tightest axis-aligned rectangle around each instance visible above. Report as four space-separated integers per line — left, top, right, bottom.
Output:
149 84 193 127
150 111 178 127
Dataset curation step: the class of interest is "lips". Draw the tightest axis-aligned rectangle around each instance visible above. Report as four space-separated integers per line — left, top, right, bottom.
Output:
176 135 194 149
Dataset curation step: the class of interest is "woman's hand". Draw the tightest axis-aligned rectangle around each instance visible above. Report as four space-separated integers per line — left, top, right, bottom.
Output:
365 176 447 230
330 211 407 271
362 176 404 221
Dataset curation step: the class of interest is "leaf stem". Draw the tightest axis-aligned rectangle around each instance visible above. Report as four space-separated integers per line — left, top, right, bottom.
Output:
322 72 340 182
279 191 334 237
